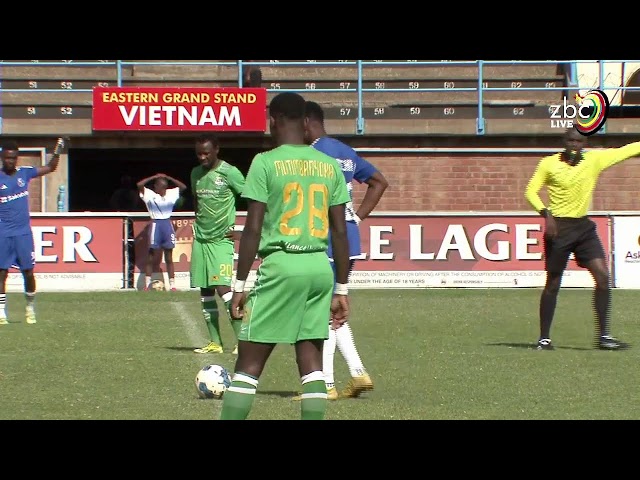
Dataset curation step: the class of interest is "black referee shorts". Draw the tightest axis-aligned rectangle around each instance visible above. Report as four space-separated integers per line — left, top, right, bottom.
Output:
543 217 606 274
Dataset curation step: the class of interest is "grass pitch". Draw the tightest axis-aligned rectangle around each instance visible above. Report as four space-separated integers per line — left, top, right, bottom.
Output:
1 288 638 420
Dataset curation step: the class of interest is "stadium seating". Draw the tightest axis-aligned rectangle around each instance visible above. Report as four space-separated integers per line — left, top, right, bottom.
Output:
0 60 638 136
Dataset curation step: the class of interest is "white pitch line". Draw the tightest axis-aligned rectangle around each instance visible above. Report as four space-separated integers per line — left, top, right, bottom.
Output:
171 302 208 352
170 301 223 419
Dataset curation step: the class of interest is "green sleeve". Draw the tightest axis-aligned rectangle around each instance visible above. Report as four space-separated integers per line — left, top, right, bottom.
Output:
190 168 198 198
227 166 246 196
242 155 269 204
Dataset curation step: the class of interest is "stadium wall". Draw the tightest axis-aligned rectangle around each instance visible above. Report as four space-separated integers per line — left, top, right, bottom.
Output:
351 151 640 213
18 134 640 214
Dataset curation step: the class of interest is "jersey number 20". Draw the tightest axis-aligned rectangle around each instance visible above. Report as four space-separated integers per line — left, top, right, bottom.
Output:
279 182 329 238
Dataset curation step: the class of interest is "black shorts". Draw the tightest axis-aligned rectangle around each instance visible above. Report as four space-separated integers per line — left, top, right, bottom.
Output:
543 217 605 274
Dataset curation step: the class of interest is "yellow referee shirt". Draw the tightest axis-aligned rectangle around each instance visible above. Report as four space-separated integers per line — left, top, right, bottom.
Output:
525 142 640 218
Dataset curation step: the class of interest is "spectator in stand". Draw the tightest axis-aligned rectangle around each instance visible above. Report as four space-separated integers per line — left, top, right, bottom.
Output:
242 61 262 88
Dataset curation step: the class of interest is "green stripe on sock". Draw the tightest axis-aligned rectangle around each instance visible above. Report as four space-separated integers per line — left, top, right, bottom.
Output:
220 381 256 420
226 300 242 340
202 299 221 344
301 380 327 420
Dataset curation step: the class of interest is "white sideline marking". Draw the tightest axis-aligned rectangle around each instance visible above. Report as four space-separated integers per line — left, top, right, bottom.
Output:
171 302 207 352
170 301 223 419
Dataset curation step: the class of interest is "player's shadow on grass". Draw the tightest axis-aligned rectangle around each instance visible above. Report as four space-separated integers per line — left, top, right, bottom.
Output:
256 390 298 398
486 342 591 351
165 346 202 353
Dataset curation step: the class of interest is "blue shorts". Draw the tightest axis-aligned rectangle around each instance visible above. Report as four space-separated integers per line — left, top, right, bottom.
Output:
327 221 361 260
0 233 36 271
149 219 176 250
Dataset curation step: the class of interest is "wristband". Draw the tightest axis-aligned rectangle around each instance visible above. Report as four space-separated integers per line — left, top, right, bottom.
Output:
354 214 362 225
233 280 246 293
334 283 349 295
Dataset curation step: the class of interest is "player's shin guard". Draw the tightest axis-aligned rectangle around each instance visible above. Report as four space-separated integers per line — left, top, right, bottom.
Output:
220 373 258 420
222 291 241 340
323 328 337 389
201 296 222 345
336 322 367 377
300 371 327 420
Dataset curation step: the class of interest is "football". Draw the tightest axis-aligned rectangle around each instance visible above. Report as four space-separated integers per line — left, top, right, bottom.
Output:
149 280 165 291
195 364 232 399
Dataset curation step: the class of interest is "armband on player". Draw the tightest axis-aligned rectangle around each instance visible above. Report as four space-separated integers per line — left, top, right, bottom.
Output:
334 283 349 295
233 280 246 293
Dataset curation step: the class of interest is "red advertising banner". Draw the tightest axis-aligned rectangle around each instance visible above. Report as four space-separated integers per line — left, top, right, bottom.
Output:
131 214 610 289
349 215 609 288
92 87 267 132
353 215 610 271
6 217 125 292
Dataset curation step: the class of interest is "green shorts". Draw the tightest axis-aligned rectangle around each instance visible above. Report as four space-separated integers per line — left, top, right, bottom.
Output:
190 238 234 288
239 251 333 344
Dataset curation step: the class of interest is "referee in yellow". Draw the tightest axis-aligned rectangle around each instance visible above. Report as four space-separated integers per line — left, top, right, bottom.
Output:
525 127 640 351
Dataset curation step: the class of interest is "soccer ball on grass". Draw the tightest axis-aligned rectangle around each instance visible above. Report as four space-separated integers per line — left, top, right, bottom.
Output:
149 280 165 291
195 364 232 399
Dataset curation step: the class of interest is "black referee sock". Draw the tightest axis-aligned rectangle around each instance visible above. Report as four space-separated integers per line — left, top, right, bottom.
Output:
593 287 611 338
539 291 558 340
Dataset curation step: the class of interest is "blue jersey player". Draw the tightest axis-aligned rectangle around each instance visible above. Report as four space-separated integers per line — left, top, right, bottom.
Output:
0 139 64 325
300 101 389 400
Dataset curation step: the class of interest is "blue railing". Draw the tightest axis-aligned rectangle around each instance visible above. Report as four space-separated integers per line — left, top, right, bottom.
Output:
1 60 640 135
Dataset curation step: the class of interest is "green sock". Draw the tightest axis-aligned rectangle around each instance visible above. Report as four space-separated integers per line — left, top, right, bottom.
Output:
300 372 327 420
221 293 242 342
201 296 222 345
220 373 258 420
225 301 242 340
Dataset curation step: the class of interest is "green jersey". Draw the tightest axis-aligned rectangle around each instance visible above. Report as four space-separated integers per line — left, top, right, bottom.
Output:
242 145 350 257
191 161 245 242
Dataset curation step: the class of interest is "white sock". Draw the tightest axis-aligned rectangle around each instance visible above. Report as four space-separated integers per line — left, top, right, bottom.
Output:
25 292 35 310
0 294 6 317
145 276 151 287
169 278 176 289
336 322 367 378
323 328 337 388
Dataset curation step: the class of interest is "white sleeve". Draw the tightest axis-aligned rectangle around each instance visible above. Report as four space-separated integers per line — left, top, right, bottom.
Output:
167 187 181 204
140 187 154 202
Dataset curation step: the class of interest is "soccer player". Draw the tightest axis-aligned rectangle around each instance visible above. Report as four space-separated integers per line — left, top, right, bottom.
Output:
0 139 64 325
137 173 187 291
220 92 351 420
301 101 389 400
191 134 246 354
525 127 640 351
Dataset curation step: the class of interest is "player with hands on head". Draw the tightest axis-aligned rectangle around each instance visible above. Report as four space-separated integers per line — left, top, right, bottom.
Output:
137 173 187 291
